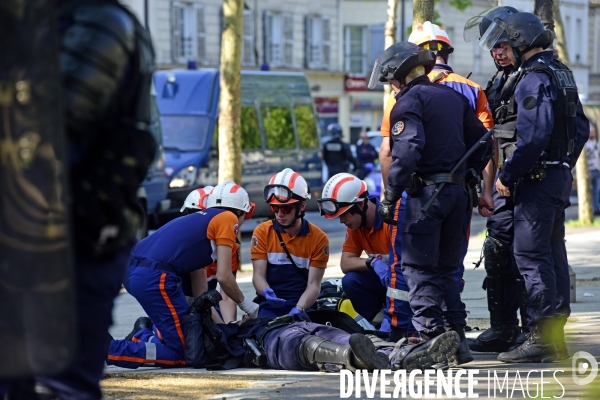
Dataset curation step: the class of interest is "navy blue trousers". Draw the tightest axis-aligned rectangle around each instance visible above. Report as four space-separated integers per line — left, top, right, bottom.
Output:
400 185 468 335
512 168 572 327
36 243 133 400
262 322 392 370
486 187 521 327
342 269 386 321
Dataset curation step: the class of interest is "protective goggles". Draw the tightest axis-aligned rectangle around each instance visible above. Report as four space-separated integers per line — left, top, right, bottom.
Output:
263 184 301 204
270 204 296 215
246 202 256 219
317 199 362 217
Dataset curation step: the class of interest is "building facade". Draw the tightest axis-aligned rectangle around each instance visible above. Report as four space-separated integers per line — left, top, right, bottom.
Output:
121 0 594 143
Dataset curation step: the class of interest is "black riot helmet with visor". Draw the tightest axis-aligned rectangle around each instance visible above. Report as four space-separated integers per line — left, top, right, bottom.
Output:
368 42 436 89
463 6 519 71
463 6 519 44
474 12 555 68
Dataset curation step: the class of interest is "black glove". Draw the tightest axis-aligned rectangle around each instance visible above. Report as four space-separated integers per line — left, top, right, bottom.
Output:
379 189 401 225
190 290 222 314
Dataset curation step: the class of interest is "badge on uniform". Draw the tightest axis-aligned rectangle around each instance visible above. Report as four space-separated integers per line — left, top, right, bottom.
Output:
391 121 405 136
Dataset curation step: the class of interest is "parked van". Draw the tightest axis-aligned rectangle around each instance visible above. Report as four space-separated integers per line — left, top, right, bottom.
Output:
153 70 323 220
136 84 170 237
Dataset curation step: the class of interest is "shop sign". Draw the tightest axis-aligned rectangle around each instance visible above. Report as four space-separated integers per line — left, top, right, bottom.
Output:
344 75 367 91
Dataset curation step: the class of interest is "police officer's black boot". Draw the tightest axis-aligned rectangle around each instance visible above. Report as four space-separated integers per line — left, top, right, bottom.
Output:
299 333 388 371
390 331 460 372
498 318 557 363
551 314 569 361
124 316 153 341
467 325 521 353
449 325 474 366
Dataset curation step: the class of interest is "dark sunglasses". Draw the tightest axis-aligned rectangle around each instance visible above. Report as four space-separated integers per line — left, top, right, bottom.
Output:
270 204 295 215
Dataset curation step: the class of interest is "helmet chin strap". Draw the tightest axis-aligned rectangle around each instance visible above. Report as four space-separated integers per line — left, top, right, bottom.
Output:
358 198 369 229
512 45 535 69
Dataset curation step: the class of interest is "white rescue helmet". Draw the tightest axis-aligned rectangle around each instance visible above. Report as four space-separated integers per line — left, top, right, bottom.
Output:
408 21 452 46
263 168 311 204
206 181 252 213
180 186 214 212
318 173 368 219
408 21 454 58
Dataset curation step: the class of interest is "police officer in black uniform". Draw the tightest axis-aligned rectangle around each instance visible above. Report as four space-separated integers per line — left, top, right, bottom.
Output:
322 123 357 180
6 1 156 398
464 6 532 353
369 42 492 367
472 12 589 363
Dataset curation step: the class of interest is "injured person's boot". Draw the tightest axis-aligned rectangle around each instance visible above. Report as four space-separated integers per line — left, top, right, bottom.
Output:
124 316 153 341
299 333 389 371
467 325 521 353
390 331 460 372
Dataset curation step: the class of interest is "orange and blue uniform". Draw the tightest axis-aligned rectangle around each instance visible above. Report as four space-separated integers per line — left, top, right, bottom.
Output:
251 219 329 317
340 196 414 333
107 208 239 368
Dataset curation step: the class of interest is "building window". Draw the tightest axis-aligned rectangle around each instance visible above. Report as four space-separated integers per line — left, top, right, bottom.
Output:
264 11 294 68
171 2 206 65
344 26 367 74
344 24 384 75
305 16 331 69
242 9 256 67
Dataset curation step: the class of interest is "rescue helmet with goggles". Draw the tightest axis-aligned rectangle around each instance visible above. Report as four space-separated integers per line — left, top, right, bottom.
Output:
475 12 554 68
408 21 454 62
180 186 214 212
368 42 435 88
318 173 369 219
263 168 311 205
206 180 255 217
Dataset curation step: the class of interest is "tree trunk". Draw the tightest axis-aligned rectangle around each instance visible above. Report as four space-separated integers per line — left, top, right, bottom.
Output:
551 0 569 65
412 0 434 29
383 0 399 114
534 0 555 42
549 3 593 223
576 151 594 224
218 0 243 184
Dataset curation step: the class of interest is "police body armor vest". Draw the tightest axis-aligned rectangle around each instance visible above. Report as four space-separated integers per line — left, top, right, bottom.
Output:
484 71 507 118
59 0 157 257
492 57 578 167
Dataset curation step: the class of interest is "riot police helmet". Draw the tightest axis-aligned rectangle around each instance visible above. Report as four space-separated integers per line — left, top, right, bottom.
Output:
368 42 435 88
327 123 343 138
477 12 554 52
464 6 519 43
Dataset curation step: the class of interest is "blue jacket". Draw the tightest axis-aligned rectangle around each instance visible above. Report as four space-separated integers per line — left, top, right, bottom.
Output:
387 75 490 196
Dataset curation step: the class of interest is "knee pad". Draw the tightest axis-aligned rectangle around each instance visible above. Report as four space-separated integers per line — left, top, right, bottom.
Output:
483 236 511 276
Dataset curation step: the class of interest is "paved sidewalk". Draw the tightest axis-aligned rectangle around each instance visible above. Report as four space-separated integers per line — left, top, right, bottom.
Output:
106 226 600 399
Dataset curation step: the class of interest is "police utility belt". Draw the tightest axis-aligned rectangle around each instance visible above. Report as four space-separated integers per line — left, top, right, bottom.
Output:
406 172 465 196
526 160 570 182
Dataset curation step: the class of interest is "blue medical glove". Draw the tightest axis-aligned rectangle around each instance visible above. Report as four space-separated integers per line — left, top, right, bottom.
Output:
379 318 391 333
289 307 302 316
371 258 391 287
262 288 285 305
